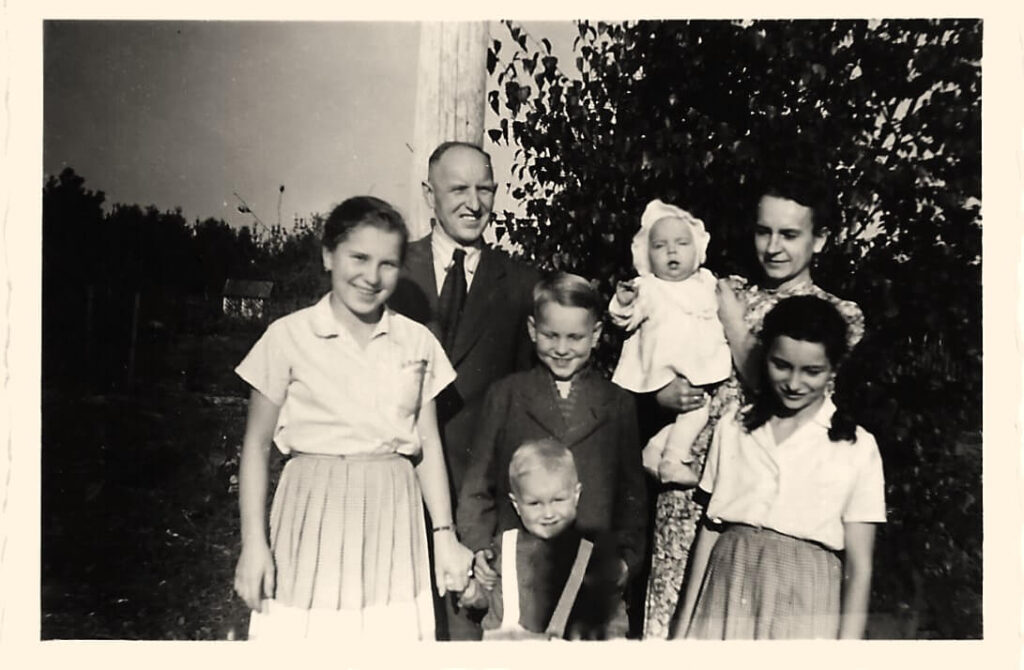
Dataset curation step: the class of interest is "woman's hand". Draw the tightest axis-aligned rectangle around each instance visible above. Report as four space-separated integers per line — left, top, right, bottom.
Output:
433 530 474 596
716 278 748 341
716 278 761 386
234 540 275 612
655 375 707 413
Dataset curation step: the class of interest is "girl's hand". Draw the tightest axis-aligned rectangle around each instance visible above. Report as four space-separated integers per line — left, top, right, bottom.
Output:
655 375 706 413
234 541 275 612
615 279 639 306
641 440 665 479
433 531 473 596
716 278 747 338
657 459 699 488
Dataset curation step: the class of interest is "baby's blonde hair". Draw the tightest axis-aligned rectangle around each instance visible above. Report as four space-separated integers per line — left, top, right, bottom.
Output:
508 438 578 496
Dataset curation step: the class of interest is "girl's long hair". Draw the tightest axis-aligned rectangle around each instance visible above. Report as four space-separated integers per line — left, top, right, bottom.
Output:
740 295 858 442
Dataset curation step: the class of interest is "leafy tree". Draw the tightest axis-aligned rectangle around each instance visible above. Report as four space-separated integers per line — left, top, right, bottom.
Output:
489 19 981 638
253 215 328 312
191 217 251 297
103 204 195 293
42 168 107 384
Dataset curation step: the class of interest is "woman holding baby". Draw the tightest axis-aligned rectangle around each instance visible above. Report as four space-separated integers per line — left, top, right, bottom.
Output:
635 162 872 639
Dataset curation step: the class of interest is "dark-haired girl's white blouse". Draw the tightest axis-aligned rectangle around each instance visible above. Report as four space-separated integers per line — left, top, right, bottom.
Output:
699 397 886 551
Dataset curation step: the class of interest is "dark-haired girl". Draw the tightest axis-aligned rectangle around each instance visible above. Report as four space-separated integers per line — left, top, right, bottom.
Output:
674 296 885 639
232 196 473 639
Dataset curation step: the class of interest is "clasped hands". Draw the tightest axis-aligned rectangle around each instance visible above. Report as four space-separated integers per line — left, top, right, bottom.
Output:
235 531 475 610
433 529 475 597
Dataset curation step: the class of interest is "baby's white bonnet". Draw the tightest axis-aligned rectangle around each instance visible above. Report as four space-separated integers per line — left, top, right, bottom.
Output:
630 199 711 276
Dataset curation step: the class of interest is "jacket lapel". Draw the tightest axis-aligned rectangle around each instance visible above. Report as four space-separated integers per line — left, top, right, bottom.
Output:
449 246 507 366
405 236 438 316
560 371 610 446
521 368 569 439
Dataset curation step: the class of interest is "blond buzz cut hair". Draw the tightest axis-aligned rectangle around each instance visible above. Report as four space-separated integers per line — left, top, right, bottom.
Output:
508 438 578 496
531 272 603 320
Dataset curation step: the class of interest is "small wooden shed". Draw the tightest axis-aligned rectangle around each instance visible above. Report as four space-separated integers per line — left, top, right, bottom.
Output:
222 279 274 320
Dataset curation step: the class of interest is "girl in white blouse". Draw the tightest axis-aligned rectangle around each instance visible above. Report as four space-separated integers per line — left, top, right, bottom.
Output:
674 295 885 639
232 196 473 640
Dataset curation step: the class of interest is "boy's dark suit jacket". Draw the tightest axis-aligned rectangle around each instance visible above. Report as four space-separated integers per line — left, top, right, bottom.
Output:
456 366 648 576
389 235 539 493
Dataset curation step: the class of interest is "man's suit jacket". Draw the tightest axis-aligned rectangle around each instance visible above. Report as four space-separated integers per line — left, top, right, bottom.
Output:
456 366 648 577
389 235 540 492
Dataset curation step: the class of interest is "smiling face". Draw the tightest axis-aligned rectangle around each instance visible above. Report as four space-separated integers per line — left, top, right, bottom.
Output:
754 195 827 290
321 224 404 323
510 468 581 540
528 302 602 381
423 145 497 245
765 334 834 420
648 216 698 281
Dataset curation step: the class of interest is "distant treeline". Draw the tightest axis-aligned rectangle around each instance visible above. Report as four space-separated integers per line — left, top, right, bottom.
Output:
42 167 326 388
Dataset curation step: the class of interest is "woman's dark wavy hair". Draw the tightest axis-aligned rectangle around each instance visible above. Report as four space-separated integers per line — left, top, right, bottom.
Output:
754 134 837 235
322 196 409 262
741 295 858 442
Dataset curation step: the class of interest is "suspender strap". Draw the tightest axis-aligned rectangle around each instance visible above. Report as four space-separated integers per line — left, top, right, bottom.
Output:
544 538 594 639
498 529 520 631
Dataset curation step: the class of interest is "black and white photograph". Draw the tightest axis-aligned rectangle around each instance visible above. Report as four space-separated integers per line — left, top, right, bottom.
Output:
1 2 1021 667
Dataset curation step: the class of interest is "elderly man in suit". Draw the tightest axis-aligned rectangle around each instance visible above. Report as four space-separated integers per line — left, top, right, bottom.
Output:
389 141 539 640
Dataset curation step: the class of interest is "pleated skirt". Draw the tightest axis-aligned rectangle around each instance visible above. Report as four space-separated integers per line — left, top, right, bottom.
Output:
687 524 842 640
248 452 435 641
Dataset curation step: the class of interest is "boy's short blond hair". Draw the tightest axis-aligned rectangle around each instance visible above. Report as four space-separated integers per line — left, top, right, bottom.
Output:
508 438 579 496
532 272 603 320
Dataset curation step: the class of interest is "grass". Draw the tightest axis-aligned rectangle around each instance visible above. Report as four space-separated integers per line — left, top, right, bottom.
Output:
41 336 273 639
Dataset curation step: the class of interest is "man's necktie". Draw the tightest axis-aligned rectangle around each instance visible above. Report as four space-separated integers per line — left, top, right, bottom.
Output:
438 248 467 352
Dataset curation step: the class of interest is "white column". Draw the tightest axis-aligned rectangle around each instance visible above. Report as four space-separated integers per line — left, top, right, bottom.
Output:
408 21 489 240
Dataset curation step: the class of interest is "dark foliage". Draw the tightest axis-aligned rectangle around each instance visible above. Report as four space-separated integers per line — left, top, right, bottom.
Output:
42 168 328 391
487 19 981 638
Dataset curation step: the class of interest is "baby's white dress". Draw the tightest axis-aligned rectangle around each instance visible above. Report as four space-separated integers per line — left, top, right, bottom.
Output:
609 270 732 466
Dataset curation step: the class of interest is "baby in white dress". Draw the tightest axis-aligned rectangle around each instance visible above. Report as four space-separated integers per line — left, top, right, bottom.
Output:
609 200 732 486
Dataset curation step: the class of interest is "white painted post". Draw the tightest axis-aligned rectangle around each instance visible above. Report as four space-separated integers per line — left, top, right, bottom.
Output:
407 21 489 240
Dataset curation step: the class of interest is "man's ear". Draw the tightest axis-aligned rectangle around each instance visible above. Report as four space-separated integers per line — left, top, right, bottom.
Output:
572 481 582 505
421 179 436 211
527 315 537 343
508 492 520 515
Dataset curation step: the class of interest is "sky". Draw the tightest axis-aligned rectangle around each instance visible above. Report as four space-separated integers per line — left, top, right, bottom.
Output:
43 20 576 229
